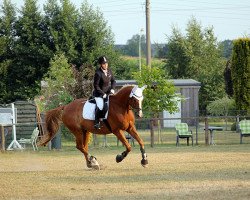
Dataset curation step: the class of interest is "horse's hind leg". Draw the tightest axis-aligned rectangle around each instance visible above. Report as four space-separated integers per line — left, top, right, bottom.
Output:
127 122 148 167
75 130 100 170
113 129 132 163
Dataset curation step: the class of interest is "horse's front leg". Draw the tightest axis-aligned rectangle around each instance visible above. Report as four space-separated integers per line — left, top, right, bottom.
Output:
127 122 148 167
114 129 132 163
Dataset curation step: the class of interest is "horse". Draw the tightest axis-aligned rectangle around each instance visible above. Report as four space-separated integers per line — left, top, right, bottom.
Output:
37 85 148 169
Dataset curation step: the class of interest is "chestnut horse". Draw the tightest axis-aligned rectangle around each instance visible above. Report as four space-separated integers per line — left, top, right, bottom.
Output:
38 85 148 169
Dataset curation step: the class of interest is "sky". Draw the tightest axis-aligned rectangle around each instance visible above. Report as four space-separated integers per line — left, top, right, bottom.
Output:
7 0 250 44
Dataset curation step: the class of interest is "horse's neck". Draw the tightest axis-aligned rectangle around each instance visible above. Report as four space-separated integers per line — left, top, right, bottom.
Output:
111 87 132 108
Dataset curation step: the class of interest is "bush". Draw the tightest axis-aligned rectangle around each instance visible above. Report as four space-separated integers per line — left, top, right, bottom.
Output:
231 122 236 131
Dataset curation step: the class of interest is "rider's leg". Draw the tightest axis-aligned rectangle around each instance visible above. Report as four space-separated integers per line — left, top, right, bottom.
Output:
94 97 104 129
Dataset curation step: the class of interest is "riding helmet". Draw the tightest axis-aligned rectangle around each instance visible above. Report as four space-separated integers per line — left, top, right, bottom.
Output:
98 56 108 64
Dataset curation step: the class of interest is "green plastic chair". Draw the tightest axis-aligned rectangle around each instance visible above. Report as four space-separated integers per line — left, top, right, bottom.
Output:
18 127 39 151
239 120 250 144
175 123 193 146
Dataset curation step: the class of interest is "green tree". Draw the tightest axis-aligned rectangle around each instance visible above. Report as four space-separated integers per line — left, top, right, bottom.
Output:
154 43 168 59
231 38 250 114
40 53 75 111
133 65 179 118
122 34 146 57
207 96 235 116
165 17 226 110
70 63 94 99
43 0 60 53
220 39 233 59
47 0 79 63
0 0 120 103
207 96 235 130
8 0 52 101
77 0 116 66
0 0 16 103
165 26 189 78
60 0 78 58
224 60 233 97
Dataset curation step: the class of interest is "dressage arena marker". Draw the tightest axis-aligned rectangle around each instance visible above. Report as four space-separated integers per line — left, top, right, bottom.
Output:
0 103 22 150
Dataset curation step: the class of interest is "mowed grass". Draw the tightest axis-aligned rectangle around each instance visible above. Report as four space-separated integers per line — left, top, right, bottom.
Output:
0 144 250 200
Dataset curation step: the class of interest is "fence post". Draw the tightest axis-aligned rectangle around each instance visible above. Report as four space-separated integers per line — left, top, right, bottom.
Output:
150 119 154 147
1 125 5 151
195 110 199 145
236 115 240 133
204 117 209 145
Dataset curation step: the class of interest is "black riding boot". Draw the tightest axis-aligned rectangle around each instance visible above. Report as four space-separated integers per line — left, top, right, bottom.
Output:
94 107 101 129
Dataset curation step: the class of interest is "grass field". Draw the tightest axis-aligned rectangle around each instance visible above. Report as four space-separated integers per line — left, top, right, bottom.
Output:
0 143 250 200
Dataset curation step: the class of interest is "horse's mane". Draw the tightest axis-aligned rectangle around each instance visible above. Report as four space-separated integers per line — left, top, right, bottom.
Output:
115 85 134 95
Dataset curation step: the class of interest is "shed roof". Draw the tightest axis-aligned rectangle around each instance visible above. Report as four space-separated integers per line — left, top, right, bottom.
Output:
116 79 201 87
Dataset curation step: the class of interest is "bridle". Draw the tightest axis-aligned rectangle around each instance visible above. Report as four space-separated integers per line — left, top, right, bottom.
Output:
129 96 142 112
128 86 146 117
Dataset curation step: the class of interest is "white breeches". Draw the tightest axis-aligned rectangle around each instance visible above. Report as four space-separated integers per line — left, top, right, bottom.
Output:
95 97 104 110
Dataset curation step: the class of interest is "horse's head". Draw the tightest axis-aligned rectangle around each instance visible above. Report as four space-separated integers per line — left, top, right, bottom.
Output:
128 85 147 118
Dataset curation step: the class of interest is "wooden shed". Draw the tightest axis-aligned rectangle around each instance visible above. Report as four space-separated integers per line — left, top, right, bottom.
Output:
116 79 201 125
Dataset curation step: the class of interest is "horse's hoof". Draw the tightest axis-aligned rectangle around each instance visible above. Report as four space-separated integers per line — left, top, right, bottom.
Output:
141 159 148 167
86 161 92 168
116 154 123 163
87 156 100 170
91 164 100 170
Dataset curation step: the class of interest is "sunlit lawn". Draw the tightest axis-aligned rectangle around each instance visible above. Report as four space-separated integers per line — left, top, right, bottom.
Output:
0 141 250 200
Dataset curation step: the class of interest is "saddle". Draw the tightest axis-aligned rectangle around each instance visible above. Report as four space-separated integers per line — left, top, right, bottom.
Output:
82 96 109 120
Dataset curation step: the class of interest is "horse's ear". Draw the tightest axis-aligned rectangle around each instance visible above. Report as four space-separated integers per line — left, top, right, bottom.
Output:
129 85 138 97
141 85 147 91
133 85 138 93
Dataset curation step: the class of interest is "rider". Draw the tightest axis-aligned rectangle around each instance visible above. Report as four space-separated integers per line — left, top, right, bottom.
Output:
93 56 116 129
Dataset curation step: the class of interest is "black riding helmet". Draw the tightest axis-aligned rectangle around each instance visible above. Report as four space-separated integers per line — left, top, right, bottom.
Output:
98 56 108 64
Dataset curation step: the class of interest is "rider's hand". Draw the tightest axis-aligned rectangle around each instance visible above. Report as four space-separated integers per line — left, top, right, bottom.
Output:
103 94 107 98
110 89 115 94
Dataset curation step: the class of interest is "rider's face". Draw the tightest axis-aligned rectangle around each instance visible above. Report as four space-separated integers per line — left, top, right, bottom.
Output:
101 63 108 70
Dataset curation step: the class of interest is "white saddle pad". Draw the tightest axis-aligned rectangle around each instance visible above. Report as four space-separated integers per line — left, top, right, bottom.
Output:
82 101 109 120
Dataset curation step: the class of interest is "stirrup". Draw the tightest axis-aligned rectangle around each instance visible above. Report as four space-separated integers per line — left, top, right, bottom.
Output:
94 122 101 129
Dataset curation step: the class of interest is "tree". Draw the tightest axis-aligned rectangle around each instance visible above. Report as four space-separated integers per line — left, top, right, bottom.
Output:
224 60 233 97
165 26 189 78
154 43 168 59
77 0 116 66
0 0 16 103
39 53 75 111
207 96 235 130
220 39 233 59
43 0 61 53
45 0 79 64
7 0 52 101
70 63 94 99
122 34 146 57
165 17 226 110
0 0 119 103
207 96 235 116
133 65 179 118
231 38 250 114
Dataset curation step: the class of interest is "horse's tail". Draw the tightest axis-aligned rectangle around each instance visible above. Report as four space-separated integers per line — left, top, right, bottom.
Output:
37 106 64 146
